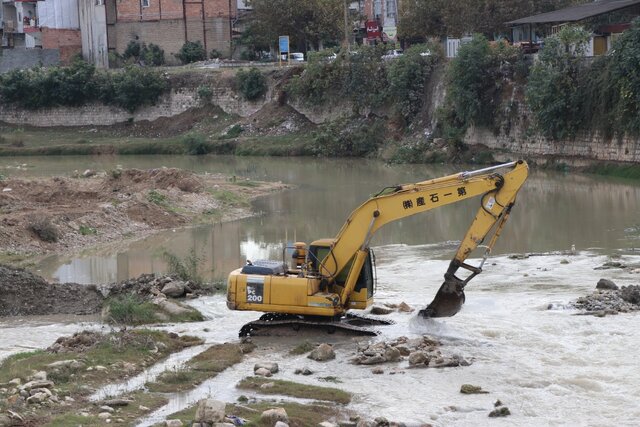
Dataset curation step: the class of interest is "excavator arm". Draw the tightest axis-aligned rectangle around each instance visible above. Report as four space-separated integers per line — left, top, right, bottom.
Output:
318 160 529 316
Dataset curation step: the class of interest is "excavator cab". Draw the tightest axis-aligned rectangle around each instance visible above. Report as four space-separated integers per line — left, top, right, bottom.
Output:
308 240 375 310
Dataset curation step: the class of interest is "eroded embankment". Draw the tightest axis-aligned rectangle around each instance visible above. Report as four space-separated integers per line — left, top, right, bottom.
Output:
0 167 287 257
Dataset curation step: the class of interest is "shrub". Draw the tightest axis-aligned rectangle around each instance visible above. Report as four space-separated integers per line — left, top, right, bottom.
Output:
182 133 210 155
440 35 523 142
106 66 167 112
210 49 222 59
197 85 213 102
107 295 157 325
163 248 204 284
525 26 590 139
142 43 165 66
236 68 267 100
78 225 97 235
311 118 386 157
176 41 206 64
28 217 59 242
123 40 142 60
0 59 168 112
221 124 243 139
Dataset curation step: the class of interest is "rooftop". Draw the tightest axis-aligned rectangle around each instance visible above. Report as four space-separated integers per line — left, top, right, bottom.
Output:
507 0 640 25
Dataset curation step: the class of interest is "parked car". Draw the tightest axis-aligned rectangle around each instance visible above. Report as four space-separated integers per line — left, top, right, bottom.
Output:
382 49 403 60
290 52 305 62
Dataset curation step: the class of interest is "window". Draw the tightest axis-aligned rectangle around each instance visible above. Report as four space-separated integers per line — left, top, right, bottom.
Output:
141 0 150 7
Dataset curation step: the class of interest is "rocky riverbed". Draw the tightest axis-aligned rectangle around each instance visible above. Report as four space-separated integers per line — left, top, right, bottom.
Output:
569 278 640 317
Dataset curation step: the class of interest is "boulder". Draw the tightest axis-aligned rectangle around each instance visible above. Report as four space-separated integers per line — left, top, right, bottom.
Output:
29 387 52 396
274 422 290 427
319 422 338 427
596 279 618 290
371 367 384 375
194 399 226 423
155 299 192 315
308 343 336 361
26 392 49 404
100 405 115 413
255 367 272 377
82 169 97 178
460 384 488 394
370 306 393 315
166 420 184 427
161 281 186 298
488 407 511 417
260 382 275 389
254 362 279 374
30 371 48 381
261 408 288 424
294 366 313 376
20 380 54 391
98 412 111 420
397 302 414 313
384 347 401 362
0 414 11 427
408 352 428 366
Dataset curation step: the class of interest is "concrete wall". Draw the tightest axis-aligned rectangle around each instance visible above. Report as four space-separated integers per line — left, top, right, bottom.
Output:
465 126 640 164
0 48 60 73
0 82 269 126
78 0 108 68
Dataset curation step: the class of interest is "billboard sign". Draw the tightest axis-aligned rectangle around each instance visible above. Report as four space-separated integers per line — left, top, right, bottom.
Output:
279 36 289 53
366 20 381 41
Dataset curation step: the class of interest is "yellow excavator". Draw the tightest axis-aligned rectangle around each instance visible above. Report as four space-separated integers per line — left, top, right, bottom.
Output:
227 160 529 336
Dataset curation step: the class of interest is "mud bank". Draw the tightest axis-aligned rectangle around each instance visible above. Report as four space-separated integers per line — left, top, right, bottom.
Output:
0 167 287 257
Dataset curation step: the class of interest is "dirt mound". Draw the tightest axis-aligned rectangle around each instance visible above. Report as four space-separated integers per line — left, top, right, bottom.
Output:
47 331 105 353
241 102 314 136
0 167 286 255
0 264 104 316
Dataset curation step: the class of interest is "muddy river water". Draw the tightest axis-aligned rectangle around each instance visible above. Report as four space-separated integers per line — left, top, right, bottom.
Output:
2 155 640 426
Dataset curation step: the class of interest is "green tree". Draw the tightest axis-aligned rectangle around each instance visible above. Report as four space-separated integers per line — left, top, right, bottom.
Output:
244 0 343 52
525 26 590 139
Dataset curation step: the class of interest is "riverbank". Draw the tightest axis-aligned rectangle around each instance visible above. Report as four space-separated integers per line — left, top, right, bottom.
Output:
0 167 287 262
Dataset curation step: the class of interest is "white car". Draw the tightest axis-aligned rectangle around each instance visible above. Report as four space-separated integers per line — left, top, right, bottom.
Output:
382 49 403 60
290 52 305 62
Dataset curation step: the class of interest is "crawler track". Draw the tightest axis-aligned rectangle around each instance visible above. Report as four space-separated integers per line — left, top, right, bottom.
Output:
239 312 394 337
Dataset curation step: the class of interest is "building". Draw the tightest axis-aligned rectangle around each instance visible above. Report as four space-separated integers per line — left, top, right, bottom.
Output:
361 0 399 44
99 0 237 65
0 0 81 72
507 0 640 56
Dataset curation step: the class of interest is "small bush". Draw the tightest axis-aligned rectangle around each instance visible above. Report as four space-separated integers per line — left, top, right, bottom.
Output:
221 124 243 139
311 118 386 157
197 85 213 102
163 248 205 284
182 133 210 155
236 68 267 100
79 225 97 235
176 41 206 64
105 66 168 113
210 49 222 59
147 189 168 205
28 217 59 242
107 295 157 325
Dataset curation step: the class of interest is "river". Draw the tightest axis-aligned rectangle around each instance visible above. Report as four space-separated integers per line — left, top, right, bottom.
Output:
1 155 640 426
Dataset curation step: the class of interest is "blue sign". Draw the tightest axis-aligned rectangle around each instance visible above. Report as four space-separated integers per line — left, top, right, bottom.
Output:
279 36 289 53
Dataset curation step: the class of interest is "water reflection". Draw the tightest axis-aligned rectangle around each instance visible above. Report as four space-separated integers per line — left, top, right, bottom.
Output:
2 155 635 284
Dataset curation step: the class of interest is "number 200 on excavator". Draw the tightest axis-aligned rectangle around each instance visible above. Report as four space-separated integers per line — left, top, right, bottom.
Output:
227 161 529 336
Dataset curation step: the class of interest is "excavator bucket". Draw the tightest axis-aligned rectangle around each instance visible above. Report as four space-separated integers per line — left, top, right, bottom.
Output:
419 276 466 318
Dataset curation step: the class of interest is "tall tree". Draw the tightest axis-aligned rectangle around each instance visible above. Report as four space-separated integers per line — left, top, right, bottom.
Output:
245 0 343 52
399 0 585 40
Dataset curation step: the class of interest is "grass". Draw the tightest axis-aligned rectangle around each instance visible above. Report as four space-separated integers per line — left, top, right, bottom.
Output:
106 294 205 325
145 343 243 393
78 225 97 235
167 401 349 427
209 189 249 207
584 163 640 180
106 295 159 325
237 377 351 404
163 247 204 284
0 250 36 266
147 189 168 206
44 390 168 427
0 330 202 389
289 341 316 355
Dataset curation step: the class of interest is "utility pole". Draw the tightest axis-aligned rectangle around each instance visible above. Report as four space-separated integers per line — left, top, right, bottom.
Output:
343 0 350 50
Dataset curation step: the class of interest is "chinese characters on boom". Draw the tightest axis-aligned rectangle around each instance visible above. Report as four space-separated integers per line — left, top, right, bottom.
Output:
402 187 467 210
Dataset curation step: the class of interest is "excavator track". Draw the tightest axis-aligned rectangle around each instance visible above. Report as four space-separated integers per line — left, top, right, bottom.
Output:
239 312 394 337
